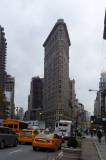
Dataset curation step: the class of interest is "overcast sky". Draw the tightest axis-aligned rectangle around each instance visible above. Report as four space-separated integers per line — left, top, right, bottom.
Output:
0 0 106 114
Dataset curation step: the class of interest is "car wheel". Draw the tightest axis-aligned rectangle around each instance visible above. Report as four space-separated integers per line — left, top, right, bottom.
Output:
33 146 36 151
59 144 61 149
0 140 5 149
36 147 40 150
19 141 22 144
52 145 57 152
13 139 18 147
62 139 64 143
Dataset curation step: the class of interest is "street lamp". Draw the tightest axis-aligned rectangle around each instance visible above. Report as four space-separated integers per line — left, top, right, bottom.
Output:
89 89 98 92
89 89 102 118
39 112 42 120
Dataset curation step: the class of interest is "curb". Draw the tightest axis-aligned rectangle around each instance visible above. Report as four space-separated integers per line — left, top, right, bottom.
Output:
53 151 63 160
95 142 103 160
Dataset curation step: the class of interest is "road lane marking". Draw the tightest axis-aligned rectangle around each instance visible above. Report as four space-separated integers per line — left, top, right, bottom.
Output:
53 151 63 160
9 149 22 154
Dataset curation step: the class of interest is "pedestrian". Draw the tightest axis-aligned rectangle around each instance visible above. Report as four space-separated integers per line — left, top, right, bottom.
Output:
97 129 102 143
90 130 93 137
86 128 88 135
104 131 106 140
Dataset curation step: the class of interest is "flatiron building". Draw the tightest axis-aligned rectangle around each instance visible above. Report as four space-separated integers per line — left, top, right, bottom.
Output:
43 19 71 128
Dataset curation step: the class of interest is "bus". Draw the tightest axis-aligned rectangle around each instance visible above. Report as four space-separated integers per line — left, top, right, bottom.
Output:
55 120 72 139
2 119 28 135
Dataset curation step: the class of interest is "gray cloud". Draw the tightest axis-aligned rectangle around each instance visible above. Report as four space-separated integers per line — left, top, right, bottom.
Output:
0 0 106 114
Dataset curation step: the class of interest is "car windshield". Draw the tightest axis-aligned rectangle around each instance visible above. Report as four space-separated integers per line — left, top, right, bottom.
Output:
55 132 63 136
20 131 32 134
59 123 68 127
37 133 53 138
59 129 66 132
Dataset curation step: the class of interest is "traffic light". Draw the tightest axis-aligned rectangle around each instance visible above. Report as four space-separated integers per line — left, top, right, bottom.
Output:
90 120 94 124
90 116 97 124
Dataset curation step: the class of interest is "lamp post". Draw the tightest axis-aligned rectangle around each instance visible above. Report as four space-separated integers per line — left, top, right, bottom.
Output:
89 89 98 92
88 89 100 114
40 112 42 120
88 89 103 128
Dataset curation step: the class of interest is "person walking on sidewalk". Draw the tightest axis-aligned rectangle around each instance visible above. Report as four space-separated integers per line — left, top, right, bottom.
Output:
104 131 106 140
97 129 102 143
90 129 93 137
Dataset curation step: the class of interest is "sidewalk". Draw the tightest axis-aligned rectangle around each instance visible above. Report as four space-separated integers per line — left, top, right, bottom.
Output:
95 141 106 160
58 135 106 160
82 136 100 160
82 135 106 160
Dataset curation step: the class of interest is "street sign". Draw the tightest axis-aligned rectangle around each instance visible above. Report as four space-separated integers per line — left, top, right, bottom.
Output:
14 115 20 120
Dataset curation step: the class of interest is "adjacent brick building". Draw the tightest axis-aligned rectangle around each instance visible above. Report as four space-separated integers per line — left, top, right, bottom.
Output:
5 75 15 118
28 76 43 120
0 26 7 92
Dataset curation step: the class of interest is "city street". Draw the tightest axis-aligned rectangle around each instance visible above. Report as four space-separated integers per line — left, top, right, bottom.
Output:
1 136 106 160
0 143 62 160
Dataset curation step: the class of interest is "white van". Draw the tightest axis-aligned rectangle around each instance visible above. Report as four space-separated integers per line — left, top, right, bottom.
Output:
55 120 72 139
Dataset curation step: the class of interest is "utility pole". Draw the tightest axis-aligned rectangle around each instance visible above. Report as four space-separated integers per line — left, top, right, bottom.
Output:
16 107 19 116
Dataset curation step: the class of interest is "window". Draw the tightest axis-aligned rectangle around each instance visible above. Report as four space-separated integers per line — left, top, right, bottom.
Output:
14 124 18 128
37 133 52 138
0 128 6 133
0 128 10 134
20 131 32 134
56 123 58 127
34 130 39 134
59 129 67 132
8 124 13 128
63 123 68 126
58 90 61 93
59 123 62 126
9 129 14 134
58 85 61 88
54 134 60 139
59 99 62 103
59 29 62 39
58 80 61 83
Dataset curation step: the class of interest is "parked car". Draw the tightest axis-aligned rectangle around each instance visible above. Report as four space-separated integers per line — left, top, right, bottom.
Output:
32 132 62 151
0 126 18 149
18 129 39 144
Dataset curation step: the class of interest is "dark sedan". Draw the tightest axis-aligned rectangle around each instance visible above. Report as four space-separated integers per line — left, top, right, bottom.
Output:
0 126 18 149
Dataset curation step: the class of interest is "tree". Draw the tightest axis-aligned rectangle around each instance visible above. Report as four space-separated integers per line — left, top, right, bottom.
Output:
67 136 78 148
0 89 9 119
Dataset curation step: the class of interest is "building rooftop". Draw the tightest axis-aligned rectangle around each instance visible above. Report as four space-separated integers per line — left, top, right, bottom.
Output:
43 19 71 47
101 69 106 74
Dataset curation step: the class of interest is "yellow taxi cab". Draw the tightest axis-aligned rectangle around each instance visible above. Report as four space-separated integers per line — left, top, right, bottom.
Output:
18 129 39 144
32 132 62 151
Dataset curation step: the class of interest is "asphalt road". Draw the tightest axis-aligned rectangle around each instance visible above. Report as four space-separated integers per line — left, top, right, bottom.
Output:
0 143 62 160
